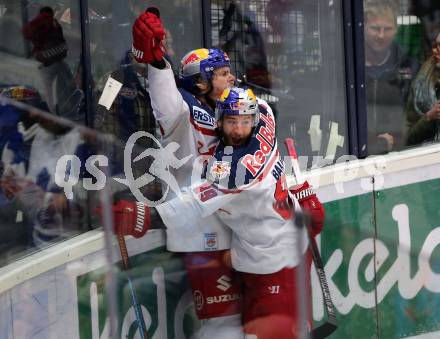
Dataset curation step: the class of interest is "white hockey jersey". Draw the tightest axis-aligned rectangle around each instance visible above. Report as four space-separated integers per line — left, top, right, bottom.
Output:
148 63 230 252
157 104 309 274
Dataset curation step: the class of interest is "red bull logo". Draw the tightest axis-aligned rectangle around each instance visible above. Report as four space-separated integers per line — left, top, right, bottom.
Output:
183 53 201 65
182 49 209 66
241 113 276 177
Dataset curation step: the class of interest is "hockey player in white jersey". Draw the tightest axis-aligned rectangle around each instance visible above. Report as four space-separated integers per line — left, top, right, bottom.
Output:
158 86 311 338
112 87 326 338
126 7 242 338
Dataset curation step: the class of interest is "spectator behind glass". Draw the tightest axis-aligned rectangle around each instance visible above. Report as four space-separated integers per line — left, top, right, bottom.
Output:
0 104 88 252
405 29 440 146
410 0 440 57
218 0 271 90
364 0 419 154
93 50 160 201
22 6 84 123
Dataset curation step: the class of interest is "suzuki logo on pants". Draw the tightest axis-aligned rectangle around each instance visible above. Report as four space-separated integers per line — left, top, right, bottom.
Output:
216 275 232 291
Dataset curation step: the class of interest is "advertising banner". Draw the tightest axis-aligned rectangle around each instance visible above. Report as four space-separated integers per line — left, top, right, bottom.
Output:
77 248 198 339
2 159 440 338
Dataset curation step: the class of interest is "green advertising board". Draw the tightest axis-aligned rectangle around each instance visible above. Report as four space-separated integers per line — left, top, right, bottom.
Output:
76 177 440 338
317 190 377 338
77 248 198 338
320 177 440 338
375 178 440 338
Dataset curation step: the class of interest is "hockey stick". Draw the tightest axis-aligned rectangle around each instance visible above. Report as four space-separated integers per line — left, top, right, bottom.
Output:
284 138 337 339
117 234 149 339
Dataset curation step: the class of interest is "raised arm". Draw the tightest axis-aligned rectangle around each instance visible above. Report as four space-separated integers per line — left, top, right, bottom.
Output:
131 7 189 134
147 63 188 133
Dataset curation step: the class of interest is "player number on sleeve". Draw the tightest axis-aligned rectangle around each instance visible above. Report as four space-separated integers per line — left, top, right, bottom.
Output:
195 184 219 203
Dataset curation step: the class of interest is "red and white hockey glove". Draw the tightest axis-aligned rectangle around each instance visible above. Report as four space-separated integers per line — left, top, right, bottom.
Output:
96 200 150 238
290 181 325 237
132 8 165 64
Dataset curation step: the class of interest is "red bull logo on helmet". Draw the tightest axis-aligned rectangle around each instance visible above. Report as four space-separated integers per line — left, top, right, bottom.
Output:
182 48 209 66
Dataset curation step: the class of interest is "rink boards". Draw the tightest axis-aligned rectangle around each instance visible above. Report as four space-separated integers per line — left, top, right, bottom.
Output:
1 144 440 338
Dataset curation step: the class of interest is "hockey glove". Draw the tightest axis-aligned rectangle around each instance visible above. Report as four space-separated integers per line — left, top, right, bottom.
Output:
132 8 165 64
290 181 325 237
96 200 157 238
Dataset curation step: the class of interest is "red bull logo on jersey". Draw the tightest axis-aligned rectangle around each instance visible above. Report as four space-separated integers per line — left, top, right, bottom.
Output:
259 113 275 145
204 232 218 250
241 112 276 177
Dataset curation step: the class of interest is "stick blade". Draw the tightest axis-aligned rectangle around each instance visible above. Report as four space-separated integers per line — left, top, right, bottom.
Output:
311 321 338 339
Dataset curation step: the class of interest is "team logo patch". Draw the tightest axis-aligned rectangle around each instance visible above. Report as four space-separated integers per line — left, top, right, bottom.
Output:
204 232 218 250
210 161 231 181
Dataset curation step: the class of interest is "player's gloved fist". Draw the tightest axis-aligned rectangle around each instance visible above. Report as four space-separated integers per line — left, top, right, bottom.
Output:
111 200 150 238
132 8 165 64
290 181 325 237
96 200 165 238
